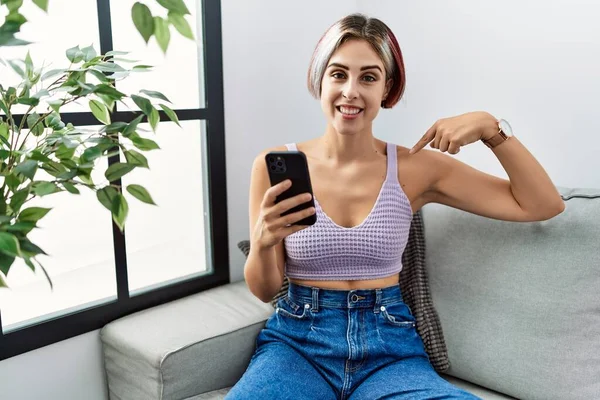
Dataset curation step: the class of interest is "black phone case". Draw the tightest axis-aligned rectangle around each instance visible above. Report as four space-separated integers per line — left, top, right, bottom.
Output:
265 151 317 226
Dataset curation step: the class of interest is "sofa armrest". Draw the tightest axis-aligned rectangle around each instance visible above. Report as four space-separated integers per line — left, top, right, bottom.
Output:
100 280 273 400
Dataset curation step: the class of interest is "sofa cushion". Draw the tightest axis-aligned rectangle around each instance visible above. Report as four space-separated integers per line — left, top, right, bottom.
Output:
100 281 273 400
422 187 600 400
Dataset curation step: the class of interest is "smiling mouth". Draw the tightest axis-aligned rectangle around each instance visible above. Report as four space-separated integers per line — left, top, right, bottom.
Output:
336 106 364 115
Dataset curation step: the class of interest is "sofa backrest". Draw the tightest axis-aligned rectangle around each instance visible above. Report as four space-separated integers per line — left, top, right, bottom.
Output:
422 187 600 400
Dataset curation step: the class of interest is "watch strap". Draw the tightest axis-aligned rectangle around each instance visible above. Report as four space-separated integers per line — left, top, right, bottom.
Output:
482 122 510 149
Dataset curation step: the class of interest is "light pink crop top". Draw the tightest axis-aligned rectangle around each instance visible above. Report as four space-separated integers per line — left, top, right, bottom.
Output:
283 142 413 280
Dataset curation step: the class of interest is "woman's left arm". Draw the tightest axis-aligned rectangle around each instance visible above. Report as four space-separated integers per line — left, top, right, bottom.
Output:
410 111 565 222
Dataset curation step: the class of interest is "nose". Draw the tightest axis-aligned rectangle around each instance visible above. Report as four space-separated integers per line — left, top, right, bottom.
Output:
342 79 359 100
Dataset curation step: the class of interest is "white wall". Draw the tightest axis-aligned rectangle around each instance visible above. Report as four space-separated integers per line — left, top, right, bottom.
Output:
0 330 108 400
2 1 599 399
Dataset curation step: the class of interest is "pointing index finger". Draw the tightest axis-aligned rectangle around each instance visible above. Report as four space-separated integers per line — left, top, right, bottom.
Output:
410 124 436 154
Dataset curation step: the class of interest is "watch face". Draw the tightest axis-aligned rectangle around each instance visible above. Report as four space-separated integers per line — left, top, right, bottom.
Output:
498 119 513 137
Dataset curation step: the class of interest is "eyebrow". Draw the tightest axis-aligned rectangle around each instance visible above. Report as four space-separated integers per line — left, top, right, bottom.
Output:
327 63 382 73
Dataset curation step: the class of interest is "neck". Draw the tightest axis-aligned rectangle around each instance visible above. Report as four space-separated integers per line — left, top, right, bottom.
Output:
320 124 382 164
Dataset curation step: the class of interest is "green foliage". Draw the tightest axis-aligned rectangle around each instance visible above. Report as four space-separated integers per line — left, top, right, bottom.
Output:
0 0 195 287
0 7 191 287
2 0 194 51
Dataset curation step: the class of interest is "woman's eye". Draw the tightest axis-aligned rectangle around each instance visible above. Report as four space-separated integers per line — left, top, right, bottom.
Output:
332 72 345 79
363 75 376 82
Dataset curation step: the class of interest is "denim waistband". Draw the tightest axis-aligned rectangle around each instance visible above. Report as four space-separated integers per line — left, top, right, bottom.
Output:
287 282 405 310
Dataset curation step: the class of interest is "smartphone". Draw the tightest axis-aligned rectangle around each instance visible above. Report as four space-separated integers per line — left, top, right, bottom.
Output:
265 151 317 226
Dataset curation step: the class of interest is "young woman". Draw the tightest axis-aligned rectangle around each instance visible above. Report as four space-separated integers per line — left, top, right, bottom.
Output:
227 14 564 400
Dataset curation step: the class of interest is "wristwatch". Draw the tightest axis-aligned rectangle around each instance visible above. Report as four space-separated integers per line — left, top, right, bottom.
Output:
482 119 513 149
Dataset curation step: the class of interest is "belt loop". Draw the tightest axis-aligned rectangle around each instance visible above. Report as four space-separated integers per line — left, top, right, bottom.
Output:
311 287 319 312
374 289 382 313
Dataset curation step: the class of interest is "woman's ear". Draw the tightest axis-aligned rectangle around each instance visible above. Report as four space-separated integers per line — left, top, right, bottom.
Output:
384 78 393 100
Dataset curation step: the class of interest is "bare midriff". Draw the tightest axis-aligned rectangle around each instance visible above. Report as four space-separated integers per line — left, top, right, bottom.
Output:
288 273 400 290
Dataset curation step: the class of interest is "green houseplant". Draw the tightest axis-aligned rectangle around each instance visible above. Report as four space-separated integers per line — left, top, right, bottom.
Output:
0 0 195 288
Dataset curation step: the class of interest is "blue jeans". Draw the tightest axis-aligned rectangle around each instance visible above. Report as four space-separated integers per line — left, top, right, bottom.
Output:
226 282 481 400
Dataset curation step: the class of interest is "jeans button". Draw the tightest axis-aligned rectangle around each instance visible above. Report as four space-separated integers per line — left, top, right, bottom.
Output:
351 294 359 302
304 304 310 309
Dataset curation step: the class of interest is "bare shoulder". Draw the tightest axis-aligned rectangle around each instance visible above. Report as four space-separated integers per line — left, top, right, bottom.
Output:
394 144 441 175
393 144 447 209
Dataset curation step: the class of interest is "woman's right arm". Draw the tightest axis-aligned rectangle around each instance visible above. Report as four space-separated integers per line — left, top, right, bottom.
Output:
244 149 315 303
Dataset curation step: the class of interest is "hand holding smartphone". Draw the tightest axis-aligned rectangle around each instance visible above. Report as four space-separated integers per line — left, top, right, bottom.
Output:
265 151 317 226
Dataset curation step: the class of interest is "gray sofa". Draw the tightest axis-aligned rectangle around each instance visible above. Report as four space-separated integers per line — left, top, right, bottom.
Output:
100 187 600 400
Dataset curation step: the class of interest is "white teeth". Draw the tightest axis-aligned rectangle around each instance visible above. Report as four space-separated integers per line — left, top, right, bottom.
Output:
339 106 361 115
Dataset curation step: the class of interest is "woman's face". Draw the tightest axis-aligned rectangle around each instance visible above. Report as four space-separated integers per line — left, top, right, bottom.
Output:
320 39 391 136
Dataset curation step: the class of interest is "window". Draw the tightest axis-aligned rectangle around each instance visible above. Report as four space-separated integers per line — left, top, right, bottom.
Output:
0 0 228 360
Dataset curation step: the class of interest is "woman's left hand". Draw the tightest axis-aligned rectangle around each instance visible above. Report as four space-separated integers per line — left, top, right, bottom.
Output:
409 111 498 155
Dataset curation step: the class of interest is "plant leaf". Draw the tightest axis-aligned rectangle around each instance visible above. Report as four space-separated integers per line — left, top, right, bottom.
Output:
62 182 80 194
18 207 51 223
132 64 153 71
0 100 9 115
96 186 118 211
89 99 111 124
93 84 126 100
153 16 170 54
19 238 47 256
140 89 171 103
0 253 16 276
14 159 38 179
80 146 104 165
17 97 39 106
111 193 128 231
159 104 180 127
0 232 20 258
87 69 109 83
131 2 154 43
80 45 97 62
44 112 65 130
6 221 36 234
0 122 9 143
167 12 194 40
149 107 159 132
105 50 129 56
33 181 59 196
0 35 30 47
41 68 65 81
26 113 44 136
126 184 156 205
46 100 63 113
93 62 126 73
32 89 49 99
66 45 84 63
122 114 144 137
32 0 48 12
55 144 76 160
10 187 30 211
5 173 23 191
156 0 190 15
131 136 160 151
105 162 135 182
124 149 149 168
130 94 153 116
7 60 25 78
102 121 128 134
24 51 33 77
